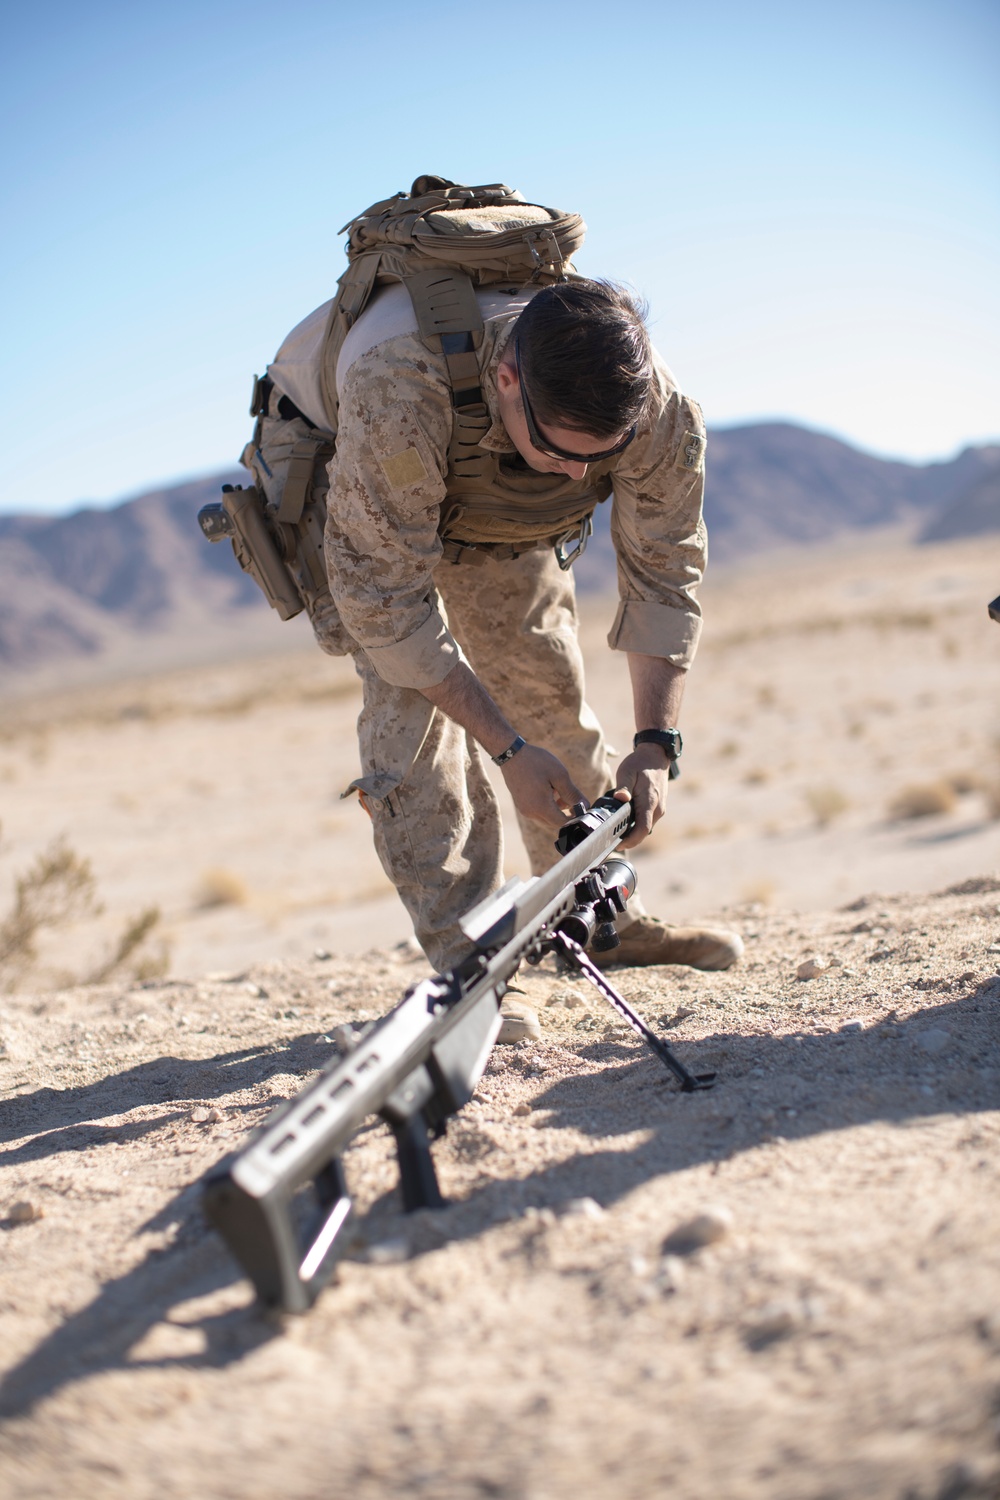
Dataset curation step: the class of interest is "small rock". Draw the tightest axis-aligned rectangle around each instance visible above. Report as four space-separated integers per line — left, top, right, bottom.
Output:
8 1201 43 1224
244 982 268 999
189 1106 211 1123
366 1238 408 1265
796 957 829 981
546 987 586 1009
561 1196 604 1220
497 1002 541 1045
206 1107 224 1124
744 1300 800 1349
987 944 1000 955
513 1102 532 1117
916 1026 951 1056
840 1019 864 1034
204 970 246 984
663 1206 733 1255
312 948 332 961
657 1254 687 1293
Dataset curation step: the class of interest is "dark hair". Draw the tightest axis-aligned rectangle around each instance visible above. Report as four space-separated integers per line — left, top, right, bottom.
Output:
511 279 652 439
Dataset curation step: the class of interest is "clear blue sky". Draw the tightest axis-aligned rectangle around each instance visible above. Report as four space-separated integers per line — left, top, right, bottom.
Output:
2 0 998 514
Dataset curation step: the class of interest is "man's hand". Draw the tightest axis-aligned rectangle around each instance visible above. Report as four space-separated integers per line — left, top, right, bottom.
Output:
420 662 584 826
612 743 673 849
501 744 586 828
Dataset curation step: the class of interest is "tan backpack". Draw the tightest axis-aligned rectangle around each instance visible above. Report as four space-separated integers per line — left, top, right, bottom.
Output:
199 175 587 621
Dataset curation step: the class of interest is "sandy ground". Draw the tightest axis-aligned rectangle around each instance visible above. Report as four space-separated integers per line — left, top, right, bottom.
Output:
1 534 999 1497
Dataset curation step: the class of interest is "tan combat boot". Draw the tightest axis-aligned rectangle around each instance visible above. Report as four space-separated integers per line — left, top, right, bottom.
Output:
590 916 744 972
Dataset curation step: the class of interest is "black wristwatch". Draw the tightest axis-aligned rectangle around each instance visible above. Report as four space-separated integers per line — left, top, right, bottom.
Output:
633 728 683 780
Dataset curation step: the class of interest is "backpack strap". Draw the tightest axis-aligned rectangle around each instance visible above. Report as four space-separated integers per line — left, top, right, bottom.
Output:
403 269 485 409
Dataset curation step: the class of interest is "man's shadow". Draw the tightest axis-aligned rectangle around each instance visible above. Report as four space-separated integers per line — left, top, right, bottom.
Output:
1 982 997 1419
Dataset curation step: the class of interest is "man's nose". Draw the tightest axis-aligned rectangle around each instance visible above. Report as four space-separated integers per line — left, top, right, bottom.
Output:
559 459 589 481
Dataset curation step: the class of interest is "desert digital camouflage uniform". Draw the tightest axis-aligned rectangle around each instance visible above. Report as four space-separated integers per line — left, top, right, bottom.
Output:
246 288 707 970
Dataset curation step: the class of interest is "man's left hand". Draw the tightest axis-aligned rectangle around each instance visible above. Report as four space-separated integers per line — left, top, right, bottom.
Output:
611 744 674 849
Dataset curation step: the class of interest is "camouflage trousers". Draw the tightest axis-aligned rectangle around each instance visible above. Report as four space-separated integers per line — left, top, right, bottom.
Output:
347 549 615 970
245 403 615 971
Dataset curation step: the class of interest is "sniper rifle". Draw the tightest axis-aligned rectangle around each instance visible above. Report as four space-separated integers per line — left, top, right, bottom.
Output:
202 794 716 1313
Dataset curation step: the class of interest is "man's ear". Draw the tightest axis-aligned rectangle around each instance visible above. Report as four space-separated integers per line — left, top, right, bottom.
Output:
495 356 518 395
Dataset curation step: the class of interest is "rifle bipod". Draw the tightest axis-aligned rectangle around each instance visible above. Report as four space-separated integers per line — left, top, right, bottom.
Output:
547 931 717 1092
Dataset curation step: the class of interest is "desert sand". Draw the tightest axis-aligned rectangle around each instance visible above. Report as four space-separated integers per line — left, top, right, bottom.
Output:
1 533 999 1499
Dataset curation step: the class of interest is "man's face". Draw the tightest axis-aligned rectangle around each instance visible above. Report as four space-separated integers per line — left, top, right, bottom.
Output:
495 355 629 482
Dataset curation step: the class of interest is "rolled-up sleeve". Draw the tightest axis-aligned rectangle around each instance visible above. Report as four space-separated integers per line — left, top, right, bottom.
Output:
607 354 707 669
324 342 458 689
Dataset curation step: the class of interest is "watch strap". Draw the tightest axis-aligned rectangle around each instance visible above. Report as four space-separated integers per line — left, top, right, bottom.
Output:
633 728 683 780
492 734 527 767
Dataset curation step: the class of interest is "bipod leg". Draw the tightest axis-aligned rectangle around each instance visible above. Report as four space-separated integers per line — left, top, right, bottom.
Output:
552 931 716 1092
390 1111 447 1212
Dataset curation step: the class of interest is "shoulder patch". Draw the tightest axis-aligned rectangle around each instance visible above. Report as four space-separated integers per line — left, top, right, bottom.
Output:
681 431 705 472
378 444 429 490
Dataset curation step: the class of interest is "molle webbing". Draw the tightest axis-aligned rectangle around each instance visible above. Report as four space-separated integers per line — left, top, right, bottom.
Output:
316 176 586 435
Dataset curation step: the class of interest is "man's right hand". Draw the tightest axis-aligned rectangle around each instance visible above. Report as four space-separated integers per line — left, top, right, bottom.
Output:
500 743 585 827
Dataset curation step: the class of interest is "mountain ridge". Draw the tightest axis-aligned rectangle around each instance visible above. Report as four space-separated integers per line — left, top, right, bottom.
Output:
2 423 997 684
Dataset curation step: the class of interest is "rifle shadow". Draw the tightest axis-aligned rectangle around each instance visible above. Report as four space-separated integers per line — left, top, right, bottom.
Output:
0 1032 335 1167
0 983 996 1420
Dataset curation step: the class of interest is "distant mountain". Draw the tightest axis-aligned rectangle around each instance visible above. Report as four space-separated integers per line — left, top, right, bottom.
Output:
571 423 1000 589
918 465 1000 544
2 425 998 685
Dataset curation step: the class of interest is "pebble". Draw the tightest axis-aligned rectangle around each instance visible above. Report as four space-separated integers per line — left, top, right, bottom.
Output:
988 944 1000 955
796 957 829 981
513 1102 532 1117
313 948 332 961
366 1238 408 1265
662 1206 733 1255
840 1019 864 1034
561 1197 604 1220
8 1201 43 1224
658 1255 687 1293
743 1300 800 1349
189 1106 223 1124
244 982 268 999
546 987 586 1009
916 1026 951 1056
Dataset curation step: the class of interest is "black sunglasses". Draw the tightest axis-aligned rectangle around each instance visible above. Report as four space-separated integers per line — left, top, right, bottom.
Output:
514 340 637 465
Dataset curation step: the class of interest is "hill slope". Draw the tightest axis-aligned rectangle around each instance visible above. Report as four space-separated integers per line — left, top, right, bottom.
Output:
2 426 998 685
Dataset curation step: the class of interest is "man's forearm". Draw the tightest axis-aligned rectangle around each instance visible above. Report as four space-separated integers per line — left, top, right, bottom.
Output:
627 652 687 731
420 661 518 759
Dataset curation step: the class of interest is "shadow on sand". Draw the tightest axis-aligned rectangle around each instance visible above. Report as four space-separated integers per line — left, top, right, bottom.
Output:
1 981 997 1419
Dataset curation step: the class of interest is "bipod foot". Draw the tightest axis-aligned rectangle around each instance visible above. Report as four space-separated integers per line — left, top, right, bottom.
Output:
551 931 717 1092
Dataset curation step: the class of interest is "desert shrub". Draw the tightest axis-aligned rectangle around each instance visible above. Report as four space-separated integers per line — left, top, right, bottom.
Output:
194 867 248 909
887 781 957 820
741 879 775 905
0 839 100 985
86 907 170 984
804 785 850 827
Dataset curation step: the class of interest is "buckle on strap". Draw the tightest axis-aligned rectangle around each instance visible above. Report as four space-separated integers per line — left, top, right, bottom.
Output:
553 515 593 571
